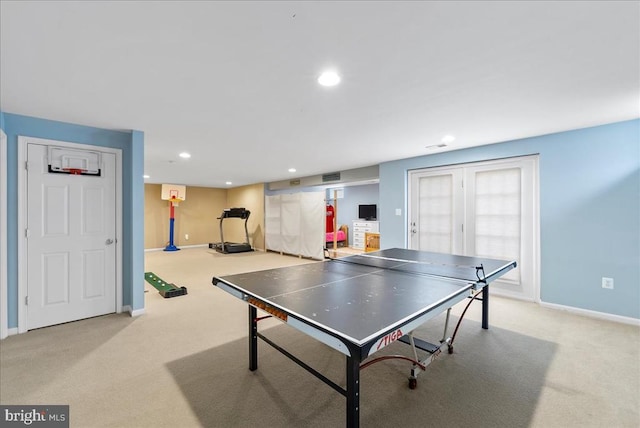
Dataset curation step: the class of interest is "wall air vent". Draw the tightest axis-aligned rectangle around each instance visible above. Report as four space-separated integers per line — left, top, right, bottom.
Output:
267 165 378 191
322 172 341 182
425 143 448 150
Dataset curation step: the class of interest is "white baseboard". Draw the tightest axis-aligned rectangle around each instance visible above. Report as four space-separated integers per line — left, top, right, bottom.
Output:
129 308 145 317
122 306 145 317
145 244 209 252
2 327 18 339
490 289 536 302
145 245 265 252
540 301 640 326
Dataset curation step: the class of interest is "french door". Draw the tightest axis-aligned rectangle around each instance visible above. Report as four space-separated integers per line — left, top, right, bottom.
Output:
409 156 539 301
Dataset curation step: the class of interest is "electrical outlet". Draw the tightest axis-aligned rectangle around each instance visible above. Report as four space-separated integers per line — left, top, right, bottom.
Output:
602 277 614 289
185 234 189 240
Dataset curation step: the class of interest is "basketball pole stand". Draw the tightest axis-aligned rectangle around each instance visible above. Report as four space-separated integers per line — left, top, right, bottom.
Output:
164 197 182 252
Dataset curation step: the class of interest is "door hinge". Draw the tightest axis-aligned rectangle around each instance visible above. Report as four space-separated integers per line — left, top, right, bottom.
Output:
25 296 29 306
25 229 30 238
462 223 464 233
25 161 29 171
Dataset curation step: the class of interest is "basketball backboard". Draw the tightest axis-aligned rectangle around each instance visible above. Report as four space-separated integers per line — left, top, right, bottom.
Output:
161 184 186 201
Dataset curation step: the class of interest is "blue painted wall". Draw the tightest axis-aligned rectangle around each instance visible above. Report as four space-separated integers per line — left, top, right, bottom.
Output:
379 119 640 319
0 112 145 328
326 184 379 243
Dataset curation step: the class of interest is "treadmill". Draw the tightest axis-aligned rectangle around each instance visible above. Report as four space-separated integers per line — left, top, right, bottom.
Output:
209 208 254 254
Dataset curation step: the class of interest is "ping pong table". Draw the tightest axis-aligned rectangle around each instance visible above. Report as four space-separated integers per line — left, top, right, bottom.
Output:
212 248 516 427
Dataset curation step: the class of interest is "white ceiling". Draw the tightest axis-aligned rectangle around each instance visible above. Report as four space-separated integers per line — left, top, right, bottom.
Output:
1 1 638 188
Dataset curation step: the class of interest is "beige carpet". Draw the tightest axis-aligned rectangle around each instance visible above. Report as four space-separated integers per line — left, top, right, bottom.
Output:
1 248 638 427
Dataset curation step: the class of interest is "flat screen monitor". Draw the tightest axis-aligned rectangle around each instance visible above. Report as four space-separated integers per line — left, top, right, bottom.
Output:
358 204 377 220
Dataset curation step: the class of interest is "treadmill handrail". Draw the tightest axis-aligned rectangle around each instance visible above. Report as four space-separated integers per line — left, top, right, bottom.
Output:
218 208 252 252
219 207 251 219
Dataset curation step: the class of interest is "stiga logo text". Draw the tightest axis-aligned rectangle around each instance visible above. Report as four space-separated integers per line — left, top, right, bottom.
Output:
1 406 68 427
376 328 403 351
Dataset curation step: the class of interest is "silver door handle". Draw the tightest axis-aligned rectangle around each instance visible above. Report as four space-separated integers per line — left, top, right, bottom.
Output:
105 239 114 245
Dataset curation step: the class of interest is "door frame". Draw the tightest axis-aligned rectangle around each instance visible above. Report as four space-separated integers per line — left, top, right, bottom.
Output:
1 129 7 339
407 155 540 302
17 136 123 333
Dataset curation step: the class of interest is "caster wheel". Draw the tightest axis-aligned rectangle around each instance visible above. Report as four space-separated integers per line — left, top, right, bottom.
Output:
408 378 417 390
448 345 454 354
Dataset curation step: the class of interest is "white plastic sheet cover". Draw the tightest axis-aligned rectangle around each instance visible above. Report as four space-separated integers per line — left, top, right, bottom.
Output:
265 195 282 252
280 193 301 255
299 192 325 260
264 192 325 259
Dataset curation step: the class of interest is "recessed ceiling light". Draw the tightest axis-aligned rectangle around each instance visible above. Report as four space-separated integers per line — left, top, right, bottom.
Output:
442 135 455 144
288 168 297 173
318 71 341 87
179 152 191 159
143 175 150 179
225 181 232 185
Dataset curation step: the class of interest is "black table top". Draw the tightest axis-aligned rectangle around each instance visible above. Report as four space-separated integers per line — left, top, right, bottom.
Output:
213 249 516 344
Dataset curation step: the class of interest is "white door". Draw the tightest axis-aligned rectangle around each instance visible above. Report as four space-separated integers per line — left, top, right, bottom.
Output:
409 168 464 254
408 156 539 301
26 143 117 329
0 130 7 339
464 160 538 300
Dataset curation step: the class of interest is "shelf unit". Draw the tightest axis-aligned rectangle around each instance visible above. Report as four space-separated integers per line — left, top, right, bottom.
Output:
364 232 380 252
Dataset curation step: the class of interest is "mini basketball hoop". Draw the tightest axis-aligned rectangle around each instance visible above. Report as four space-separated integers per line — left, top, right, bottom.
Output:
48 147 101 176
61 167 88 175
169 197 183 207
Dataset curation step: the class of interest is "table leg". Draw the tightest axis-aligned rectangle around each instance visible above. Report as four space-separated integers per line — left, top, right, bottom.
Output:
482 285 489 330
249 305 258 371
346 356 360 428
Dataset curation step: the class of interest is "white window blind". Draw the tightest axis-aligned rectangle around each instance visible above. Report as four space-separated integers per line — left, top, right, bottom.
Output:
418 174 453 253
474 168 521 283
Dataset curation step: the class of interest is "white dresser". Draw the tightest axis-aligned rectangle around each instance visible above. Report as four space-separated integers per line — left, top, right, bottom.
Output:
352 220 379 249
